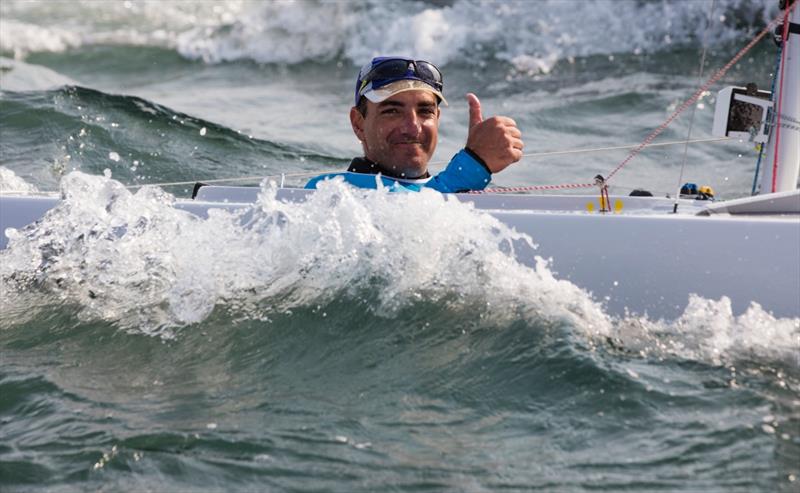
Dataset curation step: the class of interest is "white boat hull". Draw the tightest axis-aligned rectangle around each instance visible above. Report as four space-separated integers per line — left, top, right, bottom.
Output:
2 188 798 321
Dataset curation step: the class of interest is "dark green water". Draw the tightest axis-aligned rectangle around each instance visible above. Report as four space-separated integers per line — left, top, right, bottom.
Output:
3 300 797 492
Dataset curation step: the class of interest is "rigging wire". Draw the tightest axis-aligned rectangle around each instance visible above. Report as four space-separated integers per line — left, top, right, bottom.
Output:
752 45 785 195
672 0 716 213
430 137 729 166
138 137 730 190
0 137 730 195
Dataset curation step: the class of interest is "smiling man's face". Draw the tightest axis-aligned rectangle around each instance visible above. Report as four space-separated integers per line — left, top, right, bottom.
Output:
350 90 440 179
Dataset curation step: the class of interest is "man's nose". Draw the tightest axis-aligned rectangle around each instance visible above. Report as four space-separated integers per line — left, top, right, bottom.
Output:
399 111 421 134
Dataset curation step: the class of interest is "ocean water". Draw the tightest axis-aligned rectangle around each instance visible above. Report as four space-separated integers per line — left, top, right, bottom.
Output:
1 1 799 491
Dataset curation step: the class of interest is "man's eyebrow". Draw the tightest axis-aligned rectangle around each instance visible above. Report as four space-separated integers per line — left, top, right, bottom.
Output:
377 100 405 108
376 99 437 110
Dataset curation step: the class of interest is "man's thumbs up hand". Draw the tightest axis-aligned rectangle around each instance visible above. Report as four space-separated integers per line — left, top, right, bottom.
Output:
468 92 483 128
465 93 524 173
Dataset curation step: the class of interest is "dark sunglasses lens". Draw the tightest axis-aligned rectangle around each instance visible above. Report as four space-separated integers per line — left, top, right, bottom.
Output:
368 59 411 81
415 62 442 84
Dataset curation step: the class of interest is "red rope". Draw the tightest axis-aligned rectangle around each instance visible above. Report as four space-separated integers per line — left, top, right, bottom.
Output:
771 7 793 192
476 7 791 195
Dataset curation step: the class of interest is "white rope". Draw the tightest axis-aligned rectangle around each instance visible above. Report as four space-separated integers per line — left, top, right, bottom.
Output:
123 170 321 189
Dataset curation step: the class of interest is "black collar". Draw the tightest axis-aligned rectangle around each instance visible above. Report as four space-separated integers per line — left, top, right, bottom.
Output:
346 157 430 180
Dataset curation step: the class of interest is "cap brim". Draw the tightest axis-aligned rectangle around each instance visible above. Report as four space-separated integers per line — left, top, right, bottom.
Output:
363 80 448 106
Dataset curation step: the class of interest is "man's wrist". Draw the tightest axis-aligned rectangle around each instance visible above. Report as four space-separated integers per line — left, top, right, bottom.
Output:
464 147 492 174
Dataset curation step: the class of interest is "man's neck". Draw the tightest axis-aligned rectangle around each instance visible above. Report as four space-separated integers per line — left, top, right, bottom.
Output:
347 157 430 180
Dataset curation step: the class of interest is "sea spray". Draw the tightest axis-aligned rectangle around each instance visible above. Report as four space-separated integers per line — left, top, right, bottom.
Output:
612 295 800 369
0 172 613 337
0 166 38 192
3 171 797 358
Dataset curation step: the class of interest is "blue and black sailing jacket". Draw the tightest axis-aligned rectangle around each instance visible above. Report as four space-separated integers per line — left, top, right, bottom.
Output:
304 148 491 193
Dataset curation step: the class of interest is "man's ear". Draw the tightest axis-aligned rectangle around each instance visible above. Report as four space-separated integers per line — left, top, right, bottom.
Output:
350 107 365 142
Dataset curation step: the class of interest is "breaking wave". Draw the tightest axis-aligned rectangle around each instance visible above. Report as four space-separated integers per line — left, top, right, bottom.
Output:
0 172 611 336
1 172 796 370
0 0 781 72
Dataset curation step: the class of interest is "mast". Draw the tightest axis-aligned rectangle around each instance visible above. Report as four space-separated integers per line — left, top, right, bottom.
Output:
759 0 800 193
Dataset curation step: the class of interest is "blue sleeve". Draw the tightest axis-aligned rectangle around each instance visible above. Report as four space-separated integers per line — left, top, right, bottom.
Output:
305 172 408 190
304 173 341 189
424 149 492 193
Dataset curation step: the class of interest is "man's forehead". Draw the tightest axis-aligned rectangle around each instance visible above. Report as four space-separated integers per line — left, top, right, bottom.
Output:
376 90 439 106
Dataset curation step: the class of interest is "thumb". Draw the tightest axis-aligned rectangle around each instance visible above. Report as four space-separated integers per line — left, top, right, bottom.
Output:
467 93 483 128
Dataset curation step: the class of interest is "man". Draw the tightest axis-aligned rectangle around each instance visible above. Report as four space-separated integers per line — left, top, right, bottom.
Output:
305 57 524 192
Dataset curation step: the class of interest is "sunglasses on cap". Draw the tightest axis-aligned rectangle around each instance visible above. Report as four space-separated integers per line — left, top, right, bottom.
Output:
355 58 444 105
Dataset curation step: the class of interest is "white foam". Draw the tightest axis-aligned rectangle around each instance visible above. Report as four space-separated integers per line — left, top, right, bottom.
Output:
0 20 81 58
0 166 38 192
0 0 779 67
614 295 800 367
0 0 243 57
0 172 612 337
1 172 795 367
177 1 357 64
